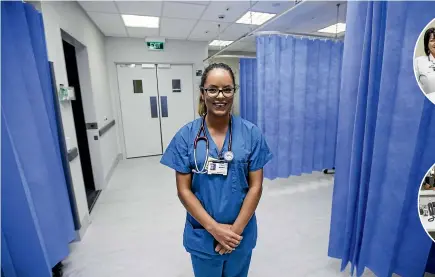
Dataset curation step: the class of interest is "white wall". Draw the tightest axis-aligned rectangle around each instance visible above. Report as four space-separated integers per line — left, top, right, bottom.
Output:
40 1 120 232
105 38 208 157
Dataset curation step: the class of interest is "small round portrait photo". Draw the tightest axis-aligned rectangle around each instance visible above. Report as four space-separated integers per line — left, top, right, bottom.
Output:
418 164 435 242
414 18 435 104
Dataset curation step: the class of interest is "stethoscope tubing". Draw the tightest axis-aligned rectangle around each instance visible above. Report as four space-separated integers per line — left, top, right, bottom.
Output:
193 146 209 174
193 115 232 174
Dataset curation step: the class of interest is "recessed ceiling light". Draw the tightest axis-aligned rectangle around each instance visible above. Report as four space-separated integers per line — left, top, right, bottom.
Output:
318 23 346 34
209 40 234 47
122 14 159 28
236 11 276 25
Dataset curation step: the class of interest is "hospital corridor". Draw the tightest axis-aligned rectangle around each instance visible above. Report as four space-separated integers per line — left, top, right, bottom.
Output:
63 157 347 277
3 1 435 277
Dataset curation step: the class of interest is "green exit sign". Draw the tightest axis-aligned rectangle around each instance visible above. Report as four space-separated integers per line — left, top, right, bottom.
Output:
147 41 164 51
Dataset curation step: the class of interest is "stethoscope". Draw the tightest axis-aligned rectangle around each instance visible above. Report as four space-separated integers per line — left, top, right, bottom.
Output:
193 115 234 174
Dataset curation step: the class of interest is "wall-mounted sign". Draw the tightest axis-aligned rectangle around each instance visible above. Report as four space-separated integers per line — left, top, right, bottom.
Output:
147 41 164 51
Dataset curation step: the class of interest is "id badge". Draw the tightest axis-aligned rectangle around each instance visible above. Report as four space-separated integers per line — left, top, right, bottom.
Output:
205 156 218 171
207 161 228 176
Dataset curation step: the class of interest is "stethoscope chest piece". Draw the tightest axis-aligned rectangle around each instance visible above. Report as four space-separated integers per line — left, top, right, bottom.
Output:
224 151 234 162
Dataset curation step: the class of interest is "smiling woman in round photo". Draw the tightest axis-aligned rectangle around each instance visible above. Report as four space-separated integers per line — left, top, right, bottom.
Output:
414 18 435 103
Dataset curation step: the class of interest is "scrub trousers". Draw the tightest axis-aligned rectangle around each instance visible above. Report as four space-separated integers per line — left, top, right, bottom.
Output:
190 251 252 277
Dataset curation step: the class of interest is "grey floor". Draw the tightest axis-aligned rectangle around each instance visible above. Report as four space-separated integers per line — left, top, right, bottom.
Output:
63 157 376 277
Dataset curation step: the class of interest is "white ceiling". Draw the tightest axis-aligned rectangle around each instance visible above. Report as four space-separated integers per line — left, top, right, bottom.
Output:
78 1 347 53
261 1 347 37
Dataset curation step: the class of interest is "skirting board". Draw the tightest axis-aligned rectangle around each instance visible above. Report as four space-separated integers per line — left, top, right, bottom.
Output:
75 213 91 241
105 153 121 185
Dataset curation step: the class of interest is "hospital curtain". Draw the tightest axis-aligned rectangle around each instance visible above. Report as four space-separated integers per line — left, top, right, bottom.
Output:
239 58 258 125
256 35 343 179
328 2 435 277
1 2 75 276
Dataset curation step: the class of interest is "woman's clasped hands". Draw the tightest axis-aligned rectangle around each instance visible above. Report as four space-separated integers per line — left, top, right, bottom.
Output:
209 223 243 255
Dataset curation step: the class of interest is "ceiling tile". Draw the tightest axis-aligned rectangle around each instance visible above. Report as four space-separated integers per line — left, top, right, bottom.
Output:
127 27 159 38
189 20 230 40
265 1 338 30
251 1 294 14
189 37 211 42
160 18 198 39
219 23 257 40
78 1 118 13
115 1 162 16
87 12 127 37
261 1 347 36
171 1 210 5
162 2 207 19
201 2 254 23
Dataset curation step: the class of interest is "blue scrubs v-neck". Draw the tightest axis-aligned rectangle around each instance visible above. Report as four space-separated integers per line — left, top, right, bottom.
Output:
203 116 231 160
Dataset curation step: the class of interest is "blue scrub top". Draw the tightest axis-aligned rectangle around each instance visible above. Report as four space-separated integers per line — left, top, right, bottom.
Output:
160 115 273 259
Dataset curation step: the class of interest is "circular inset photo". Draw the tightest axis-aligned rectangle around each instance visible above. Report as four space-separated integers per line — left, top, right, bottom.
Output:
414 18 435 104
418 164 435 242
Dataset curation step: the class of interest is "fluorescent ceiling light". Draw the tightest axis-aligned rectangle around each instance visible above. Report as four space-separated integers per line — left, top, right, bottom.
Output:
236 11 276 25
318 23 346 34
122 14 159 28
209 40 234 47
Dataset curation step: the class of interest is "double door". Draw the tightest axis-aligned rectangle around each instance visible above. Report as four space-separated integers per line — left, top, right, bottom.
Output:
117 64 194 158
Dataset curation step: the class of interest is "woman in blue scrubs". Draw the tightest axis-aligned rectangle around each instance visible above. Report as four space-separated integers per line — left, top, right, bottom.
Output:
160 63 272 277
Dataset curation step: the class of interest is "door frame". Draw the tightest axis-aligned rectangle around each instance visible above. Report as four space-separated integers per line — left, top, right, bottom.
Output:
61 30 105 194
114 62 196 159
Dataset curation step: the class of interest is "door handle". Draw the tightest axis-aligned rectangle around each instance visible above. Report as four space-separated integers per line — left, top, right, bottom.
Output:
160 96 168 118
150 97 158 118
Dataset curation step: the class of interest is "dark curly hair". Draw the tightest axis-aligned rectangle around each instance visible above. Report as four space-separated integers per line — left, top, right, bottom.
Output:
424 27 435 56
198 63 236 116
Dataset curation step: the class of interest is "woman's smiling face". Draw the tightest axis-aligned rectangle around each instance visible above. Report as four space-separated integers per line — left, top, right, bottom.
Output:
202 68 235 117
429 33 435 56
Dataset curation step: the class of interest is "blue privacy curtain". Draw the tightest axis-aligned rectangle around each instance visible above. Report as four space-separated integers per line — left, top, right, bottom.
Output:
240 58 258 125
328 1 435 277
2 2 75 276
256 35 343 179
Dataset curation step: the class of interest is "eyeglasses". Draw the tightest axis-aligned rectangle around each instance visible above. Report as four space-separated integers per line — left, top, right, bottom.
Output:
202 86 238 98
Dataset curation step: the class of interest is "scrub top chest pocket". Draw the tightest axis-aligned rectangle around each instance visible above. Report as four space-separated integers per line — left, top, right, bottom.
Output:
230 151 250 193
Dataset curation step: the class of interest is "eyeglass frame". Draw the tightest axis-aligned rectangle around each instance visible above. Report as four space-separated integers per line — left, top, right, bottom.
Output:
200 85 239 98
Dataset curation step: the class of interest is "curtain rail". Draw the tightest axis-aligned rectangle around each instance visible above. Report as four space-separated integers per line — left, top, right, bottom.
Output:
204 1 344 62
